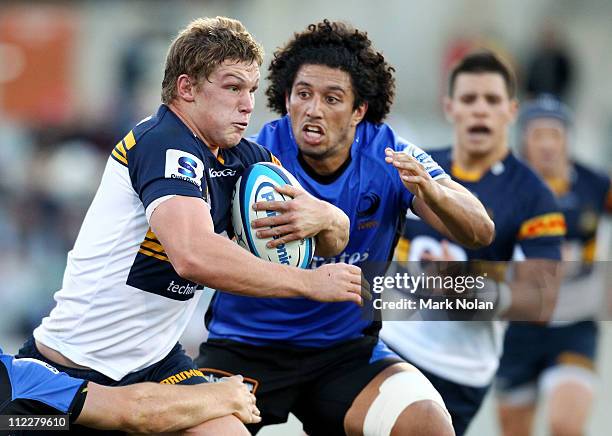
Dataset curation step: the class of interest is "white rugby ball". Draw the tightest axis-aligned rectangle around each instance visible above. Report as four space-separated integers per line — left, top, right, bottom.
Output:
232 162 315 268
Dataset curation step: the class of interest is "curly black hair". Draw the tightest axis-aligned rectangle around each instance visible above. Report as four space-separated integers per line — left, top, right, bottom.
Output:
266 20 395 124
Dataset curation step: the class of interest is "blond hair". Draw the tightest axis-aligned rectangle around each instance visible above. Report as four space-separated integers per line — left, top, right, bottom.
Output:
161 16 264 103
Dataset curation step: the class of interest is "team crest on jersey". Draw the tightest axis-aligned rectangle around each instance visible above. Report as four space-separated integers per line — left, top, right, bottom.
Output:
357 192 381 217
165 149 204 190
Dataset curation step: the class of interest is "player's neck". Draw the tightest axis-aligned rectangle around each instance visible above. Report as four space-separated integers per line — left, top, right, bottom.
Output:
452 142 509 176
168 102 219 157
542 159 571 194
300 146 351 176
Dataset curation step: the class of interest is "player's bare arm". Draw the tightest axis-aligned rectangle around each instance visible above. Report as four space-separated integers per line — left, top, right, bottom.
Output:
251 184 350 256
501 259 562 322
385 148 494 248
150 195 364 305
76 375 260 433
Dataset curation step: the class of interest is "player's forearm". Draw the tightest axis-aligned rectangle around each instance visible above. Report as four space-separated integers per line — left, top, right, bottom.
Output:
151 196 311 298
503 259 561 321
424 182 494 249
314 203 350 257
117 383 238 433
174 231 309 298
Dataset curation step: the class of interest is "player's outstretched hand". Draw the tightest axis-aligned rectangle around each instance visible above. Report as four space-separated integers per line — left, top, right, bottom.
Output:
218 375 261 424
305 263 371 305
252 185 328 249
384 148 442 202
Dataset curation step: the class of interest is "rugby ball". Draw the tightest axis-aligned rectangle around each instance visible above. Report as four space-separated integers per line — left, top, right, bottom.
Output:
231 162 315 268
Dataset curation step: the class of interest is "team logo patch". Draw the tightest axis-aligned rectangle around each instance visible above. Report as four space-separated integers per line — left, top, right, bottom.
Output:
199 368 259 394
208 168 237 178
518 212 566 239
357 192 381 217
165 149 204 189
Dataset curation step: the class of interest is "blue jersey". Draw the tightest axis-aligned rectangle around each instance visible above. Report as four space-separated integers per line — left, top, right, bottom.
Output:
1 349 87 420
205 116 447 347
395 147 564 262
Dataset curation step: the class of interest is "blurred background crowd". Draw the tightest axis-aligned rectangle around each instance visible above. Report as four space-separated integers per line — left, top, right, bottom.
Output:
0 0 611 434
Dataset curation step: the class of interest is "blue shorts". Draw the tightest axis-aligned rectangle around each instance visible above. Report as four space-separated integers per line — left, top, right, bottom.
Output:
17 336 207 386
496 321 598 398
1 353 87 421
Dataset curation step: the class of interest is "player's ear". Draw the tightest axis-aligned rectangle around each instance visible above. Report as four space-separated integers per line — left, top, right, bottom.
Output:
443 96 453 122
351 102 368 127
285 92 291 114
508 98 519 124
176 74 196 102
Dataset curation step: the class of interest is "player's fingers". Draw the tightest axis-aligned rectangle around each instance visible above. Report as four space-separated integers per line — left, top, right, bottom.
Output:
348 292 363 306
347 280 362 293
401 175 425 184
275 184 301 197
384 148 397 163
252 200 290 212
252 214 292 229
361 277 372 301
221 374 242 383
254 222 291 237
348 269 363 284
336 285 363 305
255 227 301 246
251 408 262 423
393 159 424 172
343 263 362 275
266 232 302 248
348 282 370 304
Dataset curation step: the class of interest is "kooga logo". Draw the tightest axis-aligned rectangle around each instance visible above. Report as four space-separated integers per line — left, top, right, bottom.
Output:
209 168 237 178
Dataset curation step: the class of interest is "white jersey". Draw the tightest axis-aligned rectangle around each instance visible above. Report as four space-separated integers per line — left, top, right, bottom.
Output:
381 320 507 387
35 105 273 380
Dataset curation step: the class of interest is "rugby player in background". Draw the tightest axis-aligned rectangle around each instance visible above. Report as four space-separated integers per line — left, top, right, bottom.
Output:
380 52 564 436
495 95 612 436
16 16 359 435
1 346 260 433
196 19 494 436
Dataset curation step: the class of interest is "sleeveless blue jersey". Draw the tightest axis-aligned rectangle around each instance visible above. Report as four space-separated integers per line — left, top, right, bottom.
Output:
205 116 447 347
395 147 564 262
